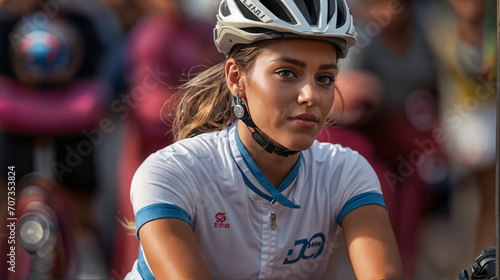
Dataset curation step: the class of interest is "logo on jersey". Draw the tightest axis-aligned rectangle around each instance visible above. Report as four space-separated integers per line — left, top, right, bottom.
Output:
283 233 325 264
214 212 230 229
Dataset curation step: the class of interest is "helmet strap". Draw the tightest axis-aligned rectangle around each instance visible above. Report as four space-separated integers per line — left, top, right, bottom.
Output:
232 93 299 157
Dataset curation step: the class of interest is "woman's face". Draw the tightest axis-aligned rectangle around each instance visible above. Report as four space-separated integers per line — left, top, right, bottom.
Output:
242 39 338 151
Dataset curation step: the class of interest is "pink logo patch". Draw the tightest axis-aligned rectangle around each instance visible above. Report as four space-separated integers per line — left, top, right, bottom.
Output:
214 212 230 228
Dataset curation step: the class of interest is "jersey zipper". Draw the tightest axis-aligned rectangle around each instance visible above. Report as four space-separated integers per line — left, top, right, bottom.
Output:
270 212 277 230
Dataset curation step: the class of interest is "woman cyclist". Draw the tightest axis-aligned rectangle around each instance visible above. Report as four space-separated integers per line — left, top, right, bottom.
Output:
125 0 403 279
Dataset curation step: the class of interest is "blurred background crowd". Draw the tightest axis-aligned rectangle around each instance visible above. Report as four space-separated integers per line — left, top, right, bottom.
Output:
0 0 496 279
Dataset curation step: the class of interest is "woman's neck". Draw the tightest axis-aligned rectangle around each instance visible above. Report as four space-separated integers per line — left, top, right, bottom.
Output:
237 123 300 188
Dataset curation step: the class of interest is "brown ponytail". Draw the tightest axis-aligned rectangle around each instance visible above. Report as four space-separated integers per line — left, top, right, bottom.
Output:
172 61 233 141
171 40 271 142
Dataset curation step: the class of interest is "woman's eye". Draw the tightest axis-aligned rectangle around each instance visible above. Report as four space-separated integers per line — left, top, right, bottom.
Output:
277 70 295 79
318 75 334 85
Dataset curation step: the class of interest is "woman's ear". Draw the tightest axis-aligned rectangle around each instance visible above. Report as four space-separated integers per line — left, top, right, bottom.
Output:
225 58 246 98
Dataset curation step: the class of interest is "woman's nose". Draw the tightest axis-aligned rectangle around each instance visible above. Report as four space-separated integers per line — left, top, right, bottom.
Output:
297 79 320 106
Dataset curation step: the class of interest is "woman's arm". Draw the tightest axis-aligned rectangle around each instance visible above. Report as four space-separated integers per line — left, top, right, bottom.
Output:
139 218 212 280
341 204 403 280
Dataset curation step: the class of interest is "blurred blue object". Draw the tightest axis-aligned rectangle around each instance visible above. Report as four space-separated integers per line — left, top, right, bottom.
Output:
9 14 83 86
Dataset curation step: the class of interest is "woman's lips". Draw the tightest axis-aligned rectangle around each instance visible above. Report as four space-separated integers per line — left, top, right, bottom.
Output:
290 113 318 128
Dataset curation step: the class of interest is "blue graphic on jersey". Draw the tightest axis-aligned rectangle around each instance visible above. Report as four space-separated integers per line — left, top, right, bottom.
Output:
283 233 325 264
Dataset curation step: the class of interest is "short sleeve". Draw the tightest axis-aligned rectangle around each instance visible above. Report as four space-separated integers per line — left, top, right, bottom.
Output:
130 151 197 239
335 150 387 225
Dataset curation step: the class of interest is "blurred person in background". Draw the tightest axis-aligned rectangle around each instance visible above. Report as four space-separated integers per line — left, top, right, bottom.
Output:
326 0 486 277
424 0 496 264
0 0 124 278
412 1 495 277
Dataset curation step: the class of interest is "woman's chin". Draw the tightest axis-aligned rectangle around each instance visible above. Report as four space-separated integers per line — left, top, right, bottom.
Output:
277 136 317 152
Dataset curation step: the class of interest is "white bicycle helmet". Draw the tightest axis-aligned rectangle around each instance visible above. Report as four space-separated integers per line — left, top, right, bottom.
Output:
213 0 357 57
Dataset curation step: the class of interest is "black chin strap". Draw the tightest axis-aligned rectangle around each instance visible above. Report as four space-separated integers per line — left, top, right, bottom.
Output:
240 118 299 157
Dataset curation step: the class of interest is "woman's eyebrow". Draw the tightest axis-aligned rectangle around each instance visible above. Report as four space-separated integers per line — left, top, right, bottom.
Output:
271 56 337 70
272 56 307 67
319 63 337 70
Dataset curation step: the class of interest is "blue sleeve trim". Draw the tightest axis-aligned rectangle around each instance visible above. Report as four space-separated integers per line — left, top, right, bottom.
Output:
135 203 192 239
137 249 155 280
337 192 387 225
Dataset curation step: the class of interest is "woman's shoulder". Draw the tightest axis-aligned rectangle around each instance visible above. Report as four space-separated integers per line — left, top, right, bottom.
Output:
132 127 233 189
158 127 232 158
305 140 373 173
308 140 361 161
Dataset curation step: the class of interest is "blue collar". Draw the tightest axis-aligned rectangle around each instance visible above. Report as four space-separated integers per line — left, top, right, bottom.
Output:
234 128 301 209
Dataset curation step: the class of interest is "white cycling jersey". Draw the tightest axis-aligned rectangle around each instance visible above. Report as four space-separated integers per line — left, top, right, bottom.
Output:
125 122 386 279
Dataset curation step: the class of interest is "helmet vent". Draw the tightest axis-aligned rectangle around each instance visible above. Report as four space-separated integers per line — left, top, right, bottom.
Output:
327 0 336 22
293 0 320 26
236 0 263 22
241 27 280 35
335 0 347 27
261 0 297 25
220 0 231 17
